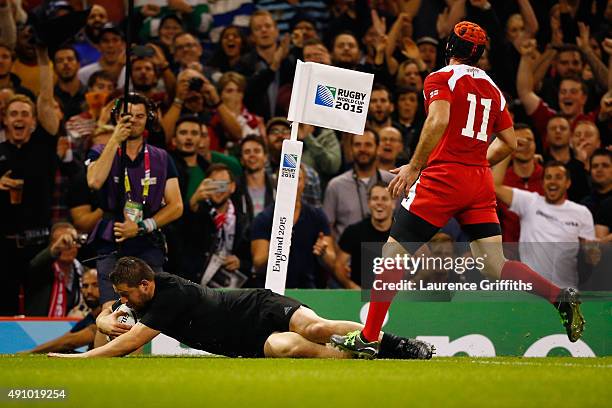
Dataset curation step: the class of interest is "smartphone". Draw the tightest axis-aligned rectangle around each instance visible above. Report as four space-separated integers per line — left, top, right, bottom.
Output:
211 180 230 192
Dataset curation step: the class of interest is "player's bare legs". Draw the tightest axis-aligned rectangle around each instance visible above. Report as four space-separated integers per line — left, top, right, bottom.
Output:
297 235 411 349
264 332 352 358
468 235 506 279
291 239 408 347
288 306 366 344
261 306 362 358
289 306 434 359
471 234 585 342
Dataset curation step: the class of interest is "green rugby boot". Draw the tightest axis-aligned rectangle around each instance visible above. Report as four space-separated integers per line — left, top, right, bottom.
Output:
330 330 379 359
555 288 586 342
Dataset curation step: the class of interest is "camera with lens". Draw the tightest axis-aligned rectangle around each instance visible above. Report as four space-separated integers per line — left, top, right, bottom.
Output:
188 77 204 92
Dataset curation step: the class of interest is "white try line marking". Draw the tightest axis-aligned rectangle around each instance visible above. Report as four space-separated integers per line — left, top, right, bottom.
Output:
428 359 612 369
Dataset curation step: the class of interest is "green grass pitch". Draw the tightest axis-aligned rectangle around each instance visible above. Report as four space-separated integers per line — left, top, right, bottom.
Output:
1 355 611 407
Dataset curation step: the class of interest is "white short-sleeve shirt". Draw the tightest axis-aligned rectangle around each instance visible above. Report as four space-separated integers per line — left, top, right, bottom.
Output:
510 189 595 288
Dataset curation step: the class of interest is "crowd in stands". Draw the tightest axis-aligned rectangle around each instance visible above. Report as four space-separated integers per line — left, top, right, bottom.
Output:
0 0 610 318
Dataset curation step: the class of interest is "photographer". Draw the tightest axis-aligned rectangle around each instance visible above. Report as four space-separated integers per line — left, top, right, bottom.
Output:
86 93 182 304
161 68 241 150
188 163 252 287
25 222 85 316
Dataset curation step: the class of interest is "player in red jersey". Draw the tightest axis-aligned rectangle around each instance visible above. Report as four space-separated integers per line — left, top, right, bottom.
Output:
331 21 585 359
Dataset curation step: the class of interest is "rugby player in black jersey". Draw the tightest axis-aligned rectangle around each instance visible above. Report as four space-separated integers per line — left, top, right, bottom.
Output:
49 257 433 359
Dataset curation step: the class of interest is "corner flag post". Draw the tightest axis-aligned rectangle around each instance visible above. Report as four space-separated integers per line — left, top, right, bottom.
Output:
264 121 303 295
264 61 374 295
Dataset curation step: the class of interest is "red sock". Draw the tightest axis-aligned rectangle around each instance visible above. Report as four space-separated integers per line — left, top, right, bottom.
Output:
501 260 561 304
362 301 391 342
362 264 403 342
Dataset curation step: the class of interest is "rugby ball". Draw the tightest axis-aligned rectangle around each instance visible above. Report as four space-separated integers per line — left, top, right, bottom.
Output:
106 303 138 342
115 303 138 326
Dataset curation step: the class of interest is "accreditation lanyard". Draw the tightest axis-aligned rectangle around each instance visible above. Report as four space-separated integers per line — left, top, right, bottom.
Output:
121 145 151 205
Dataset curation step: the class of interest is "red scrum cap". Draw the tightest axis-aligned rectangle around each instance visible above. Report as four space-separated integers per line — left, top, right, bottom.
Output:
445 21 488 65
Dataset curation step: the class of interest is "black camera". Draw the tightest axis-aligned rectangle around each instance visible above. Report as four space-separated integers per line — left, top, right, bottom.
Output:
188 77 204 92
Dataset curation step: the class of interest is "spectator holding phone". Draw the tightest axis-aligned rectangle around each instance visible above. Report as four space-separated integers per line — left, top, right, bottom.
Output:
187 163 252 286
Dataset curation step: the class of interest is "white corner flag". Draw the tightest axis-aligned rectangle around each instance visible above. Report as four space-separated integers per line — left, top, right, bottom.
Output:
265 61 374 294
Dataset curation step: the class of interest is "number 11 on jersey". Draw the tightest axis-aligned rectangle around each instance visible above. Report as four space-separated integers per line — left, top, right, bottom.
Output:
461 93 491 142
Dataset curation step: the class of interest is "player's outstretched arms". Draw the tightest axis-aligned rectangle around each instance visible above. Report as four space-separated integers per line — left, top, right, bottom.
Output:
49 323 160 358
491 155 514 206
22 325 96 354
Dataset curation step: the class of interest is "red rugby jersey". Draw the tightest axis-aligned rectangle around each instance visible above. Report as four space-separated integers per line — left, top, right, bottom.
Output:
423 64 514 167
